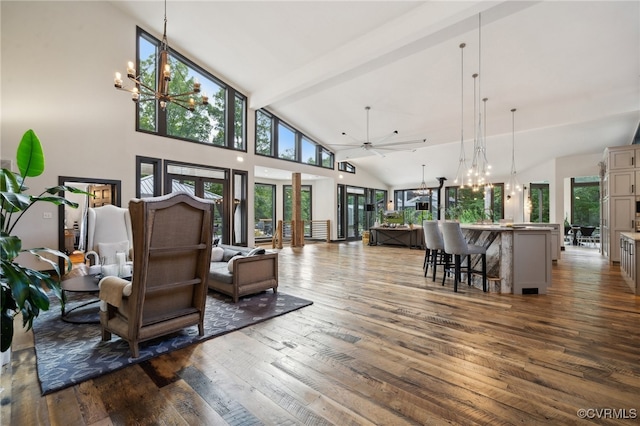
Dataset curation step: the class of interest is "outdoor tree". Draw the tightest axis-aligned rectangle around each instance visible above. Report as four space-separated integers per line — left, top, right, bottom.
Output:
137 54 225 144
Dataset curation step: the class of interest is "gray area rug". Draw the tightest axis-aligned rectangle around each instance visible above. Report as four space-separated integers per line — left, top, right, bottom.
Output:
32 291 312 395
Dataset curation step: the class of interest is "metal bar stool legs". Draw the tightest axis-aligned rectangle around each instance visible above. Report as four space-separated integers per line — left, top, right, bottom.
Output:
452 253 487 292
440 222 488 293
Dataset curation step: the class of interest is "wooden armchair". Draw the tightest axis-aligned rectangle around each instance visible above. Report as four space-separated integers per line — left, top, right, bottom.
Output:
98 192 214 357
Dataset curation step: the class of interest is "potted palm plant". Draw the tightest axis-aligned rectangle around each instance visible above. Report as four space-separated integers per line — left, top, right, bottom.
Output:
1 129 87 354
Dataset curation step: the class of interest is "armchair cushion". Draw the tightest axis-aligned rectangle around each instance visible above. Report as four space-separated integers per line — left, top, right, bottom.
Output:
209 261 233 284
98 240 129 262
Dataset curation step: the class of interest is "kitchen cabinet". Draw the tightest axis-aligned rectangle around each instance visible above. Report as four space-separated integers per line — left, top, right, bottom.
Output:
619 232 639 294
603 146 639 263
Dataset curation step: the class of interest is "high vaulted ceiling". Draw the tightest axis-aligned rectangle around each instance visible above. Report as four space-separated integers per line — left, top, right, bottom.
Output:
111 1 640 188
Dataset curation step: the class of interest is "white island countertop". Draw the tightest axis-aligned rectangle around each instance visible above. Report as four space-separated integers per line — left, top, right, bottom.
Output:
460 223 554 232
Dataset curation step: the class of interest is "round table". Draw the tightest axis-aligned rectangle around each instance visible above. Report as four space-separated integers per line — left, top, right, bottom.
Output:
60 274 101 323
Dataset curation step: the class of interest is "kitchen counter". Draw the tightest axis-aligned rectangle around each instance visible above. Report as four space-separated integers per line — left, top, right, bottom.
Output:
458 223 553 294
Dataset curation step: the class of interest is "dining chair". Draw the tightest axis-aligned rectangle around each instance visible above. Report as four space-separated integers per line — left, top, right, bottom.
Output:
440 222 487 292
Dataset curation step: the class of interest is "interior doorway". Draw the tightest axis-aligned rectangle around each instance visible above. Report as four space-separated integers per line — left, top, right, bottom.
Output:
57 176 121 271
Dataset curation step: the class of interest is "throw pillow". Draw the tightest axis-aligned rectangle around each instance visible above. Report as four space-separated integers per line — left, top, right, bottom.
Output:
222 248 243 262
227 255 244 272
98 240 129 264
246 247 266 256
211 246 224 262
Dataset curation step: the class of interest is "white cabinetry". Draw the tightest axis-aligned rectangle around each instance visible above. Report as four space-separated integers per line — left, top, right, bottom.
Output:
620 233 639 294
603 146 638 263
608 148 636 170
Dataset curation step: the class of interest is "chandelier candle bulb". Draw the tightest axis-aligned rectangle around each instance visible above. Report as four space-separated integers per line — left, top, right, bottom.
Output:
126 62 135 77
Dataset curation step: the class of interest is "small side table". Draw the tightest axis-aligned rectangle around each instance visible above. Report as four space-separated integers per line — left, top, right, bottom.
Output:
60 274 100 324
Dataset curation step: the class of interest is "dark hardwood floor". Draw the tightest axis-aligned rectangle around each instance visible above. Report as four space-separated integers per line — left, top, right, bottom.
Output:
2 242 639 425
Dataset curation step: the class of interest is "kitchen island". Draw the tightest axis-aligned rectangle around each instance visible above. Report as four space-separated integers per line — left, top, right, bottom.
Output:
460 224 553 294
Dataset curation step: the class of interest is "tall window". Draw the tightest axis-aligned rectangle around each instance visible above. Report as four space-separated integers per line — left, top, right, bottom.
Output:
254 183 275 241
256 110 273 156
321 147 334 169
445 185 504 222
394 188 436 223
530 183 550 223
234 94 246 150
301 137 317 165
278 123 296 160
136 28 246 150
571 177 600 226
136 156 162 198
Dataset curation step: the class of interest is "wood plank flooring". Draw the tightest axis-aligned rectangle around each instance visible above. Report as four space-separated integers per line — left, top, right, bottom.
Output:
2 242 639 425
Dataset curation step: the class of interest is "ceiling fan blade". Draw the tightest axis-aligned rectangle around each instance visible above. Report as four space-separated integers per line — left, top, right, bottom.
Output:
340 132 363 144
329 142 362 148
373 130 399 146
370 149 386 158
375 138 427 148
335 147 378 161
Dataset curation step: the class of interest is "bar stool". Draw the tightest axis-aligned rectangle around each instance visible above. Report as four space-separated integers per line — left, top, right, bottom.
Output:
422 221 449 283
440 222 487 292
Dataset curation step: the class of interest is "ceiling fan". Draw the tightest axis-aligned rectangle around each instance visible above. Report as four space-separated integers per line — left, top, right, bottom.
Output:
332 106 427 160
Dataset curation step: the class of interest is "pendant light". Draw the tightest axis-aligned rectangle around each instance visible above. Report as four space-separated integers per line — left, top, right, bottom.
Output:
453 43 468 188
506 108 521 195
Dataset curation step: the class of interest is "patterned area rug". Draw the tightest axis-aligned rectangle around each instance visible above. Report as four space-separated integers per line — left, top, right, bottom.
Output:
32 291 312 395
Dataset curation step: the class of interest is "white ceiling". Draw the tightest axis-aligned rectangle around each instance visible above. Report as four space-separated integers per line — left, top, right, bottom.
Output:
111 0 640 188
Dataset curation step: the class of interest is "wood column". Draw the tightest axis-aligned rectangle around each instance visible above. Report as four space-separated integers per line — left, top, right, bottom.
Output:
291 173 305 247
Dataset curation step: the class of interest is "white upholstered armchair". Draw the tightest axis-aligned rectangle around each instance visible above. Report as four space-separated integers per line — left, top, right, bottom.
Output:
85 204 134 268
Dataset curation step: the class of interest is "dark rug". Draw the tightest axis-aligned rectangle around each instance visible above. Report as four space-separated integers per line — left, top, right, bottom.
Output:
32 291 312 395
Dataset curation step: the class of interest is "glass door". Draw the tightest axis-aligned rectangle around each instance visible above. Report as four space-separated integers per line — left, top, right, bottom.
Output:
346 192 366 239
166 166 228 243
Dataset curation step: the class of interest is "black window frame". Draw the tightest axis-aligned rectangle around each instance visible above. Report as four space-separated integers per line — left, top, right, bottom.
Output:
134 27 247 152
338 162 356 173
136 156 162 198
255 109 335 170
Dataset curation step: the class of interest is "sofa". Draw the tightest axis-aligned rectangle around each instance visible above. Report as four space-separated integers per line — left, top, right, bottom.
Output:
208 244 278 302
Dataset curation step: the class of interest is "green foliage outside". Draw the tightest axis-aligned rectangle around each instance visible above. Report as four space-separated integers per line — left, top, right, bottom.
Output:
137 47 228 146
530 184 550 223
572 185 600 226
254 184 274 237
284 186 311 222
256 111 273 156
445 187 494 223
